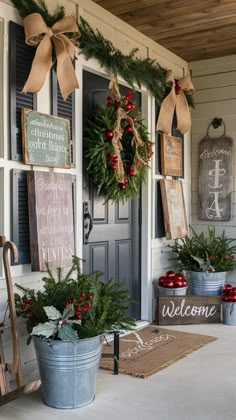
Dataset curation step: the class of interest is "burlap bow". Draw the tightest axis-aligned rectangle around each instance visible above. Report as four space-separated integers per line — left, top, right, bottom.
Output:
22 13 80 100
156 70 194 135
109 76 146 183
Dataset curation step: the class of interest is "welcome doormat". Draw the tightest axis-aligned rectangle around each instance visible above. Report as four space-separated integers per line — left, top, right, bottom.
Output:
100 325 217 378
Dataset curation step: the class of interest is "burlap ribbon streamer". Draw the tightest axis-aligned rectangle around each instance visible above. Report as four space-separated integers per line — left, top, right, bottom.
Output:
109 76 146 183
156 70 194 135
22 13 80 100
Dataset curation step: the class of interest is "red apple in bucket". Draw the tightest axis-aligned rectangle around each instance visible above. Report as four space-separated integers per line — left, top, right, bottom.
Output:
174 273 183 281
174 279 183 288
165 270 175 279
224 284 233 292
163 278 174 288
158 276 166 286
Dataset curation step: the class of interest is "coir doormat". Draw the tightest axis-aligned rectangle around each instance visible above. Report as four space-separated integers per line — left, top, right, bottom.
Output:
100 325 217 378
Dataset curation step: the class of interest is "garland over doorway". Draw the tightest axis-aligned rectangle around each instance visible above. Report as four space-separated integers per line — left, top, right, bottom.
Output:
10 0 194 108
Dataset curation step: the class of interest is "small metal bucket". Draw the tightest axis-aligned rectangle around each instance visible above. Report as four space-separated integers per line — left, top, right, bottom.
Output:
222 302 236 326
33 334 103 409
158 286 188 296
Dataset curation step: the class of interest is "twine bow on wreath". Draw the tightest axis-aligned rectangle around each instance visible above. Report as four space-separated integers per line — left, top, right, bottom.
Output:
156 70 194 135
22 13 80 100
109 76 146 183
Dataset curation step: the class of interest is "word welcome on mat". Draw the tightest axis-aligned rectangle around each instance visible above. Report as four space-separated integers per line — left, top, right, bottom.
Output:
100 325 217 378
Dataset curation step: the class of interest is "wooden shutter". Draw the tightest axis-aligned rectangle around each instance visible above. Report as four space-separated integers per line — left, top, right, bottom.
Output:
51 70 75 164
12 170 30 264
9 21 37 161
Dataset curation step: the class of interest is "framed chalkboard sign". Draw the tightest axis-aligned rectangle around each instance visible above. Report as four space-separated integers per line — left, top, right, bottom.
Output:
27 171 75 271
21 109 71 168
160 179 187 240
160 134 183 177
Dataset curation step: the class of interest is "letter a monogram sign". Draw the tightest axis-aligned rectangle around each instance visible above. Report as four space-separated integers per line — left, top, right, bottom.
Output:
198 133 233 221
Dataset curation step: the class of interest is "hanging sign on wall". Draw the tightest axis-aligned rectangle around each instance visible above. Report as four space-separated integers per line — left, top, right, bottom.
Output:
22 109 71 168
199 133 233 221
160 134 183 177
160 179 188 239
27 171 75 271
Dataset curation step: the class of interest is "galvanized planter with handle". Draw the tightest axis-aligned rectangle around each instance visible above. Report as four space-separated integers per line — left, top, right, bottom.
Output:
33 334 103 409
185 271 227 296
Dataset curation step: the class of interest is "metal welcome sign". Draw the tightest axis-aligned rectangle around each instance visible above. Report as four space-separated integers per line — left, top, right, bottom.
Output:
198 129 233 221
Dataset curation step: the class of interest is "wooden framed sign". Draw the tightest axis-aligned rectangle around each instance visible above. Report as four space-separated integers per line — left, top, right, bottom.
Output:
22 109 71 168
156 296 221 325
160 179 187 239
27 171 75 271
199 135 233 221
160 134 183 177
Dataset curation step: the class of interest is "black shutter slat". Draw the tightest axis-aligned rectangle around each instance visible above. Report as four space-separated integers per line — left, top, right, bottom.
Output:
155 180 165 239
9 21 37 161
12 170 30 264
51 69 75 164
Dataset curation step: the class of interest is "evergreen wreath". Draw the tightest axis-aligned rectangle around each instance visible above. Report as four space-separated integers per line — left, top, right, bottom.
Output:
10 0 194 108
84 77 151 203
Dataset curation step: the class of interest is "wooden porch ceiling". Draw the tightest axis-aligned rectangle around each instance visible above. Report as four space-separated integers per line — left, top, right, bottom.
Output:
93 0 236 62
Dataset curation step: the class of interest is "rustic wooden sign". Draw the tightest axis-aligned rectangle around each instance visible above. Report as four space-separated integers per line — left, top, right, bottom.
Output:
160 134 183 177
160 179 187 239
156 296 221 325
27 171 75 271
199 135 233 221
21 109 71 168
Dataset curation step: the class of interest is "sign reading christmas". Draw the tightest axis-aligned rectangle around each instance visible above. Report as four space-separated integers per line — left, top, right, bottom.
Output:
27 171 75 271
199 134 233 221
22 109 71 168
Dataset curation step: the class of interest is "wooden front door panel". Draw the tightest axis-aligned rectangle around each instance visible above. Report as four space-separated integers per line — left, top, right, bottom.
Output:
82 71 141 319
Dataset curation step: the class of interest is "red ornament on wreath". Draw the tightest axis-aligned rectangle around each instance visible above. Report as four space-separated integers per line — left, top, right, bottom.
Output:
85 75 152 202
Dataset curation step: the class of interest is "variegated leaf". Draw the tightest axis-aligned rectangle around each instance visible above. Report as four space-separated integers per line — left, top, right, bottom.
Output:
58 323 78 341
32 321 57 338
44 306 62 320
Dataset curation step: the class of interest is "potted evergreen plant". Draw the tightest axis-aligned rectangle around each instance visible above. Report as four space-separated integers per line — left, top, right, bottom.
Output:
14 256 135 409
168 226 236 296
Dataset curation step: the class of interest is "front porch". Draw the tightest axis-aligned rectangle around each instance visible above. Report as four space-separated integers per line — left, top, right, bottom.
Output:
1 323 235 420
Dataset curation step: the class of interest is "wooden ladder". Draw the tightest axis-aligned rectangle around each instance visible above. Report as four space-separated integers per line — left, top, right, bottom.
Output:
0 236 40 406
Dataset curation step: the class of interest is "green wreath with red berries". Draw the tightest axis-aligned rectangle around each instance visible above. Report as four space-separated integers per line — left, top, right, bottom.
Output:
85 78 152 203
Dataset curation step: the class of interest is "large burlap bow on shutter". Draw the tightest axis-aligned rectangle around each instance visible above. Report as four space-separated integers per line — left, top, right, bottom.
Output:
22 13 80 100
156 70 194 135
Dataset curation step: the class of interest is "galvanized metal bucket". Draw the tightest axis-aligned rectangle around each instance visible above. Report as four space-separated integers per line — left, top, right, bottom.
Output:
33 334 103 409
185 271 227 296
222 302 236 326
158 286 188 296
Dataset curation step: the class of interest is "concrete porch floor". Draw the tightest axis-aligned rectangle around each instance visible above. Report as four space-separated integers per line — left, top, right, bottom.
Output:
1 323 236 420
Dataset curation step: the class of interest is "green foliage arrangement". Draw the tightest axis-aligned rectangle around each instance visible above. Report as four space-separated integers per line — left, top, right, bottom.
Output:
169 226 236 273
14 256 135 341
10 0 194 108
85 90 151 202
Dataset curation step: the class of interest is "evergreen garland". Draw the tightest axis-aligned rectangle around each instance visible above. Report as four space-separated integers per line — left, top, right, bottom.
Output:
10 0 194 108
84 90 151 203
10 0 65 27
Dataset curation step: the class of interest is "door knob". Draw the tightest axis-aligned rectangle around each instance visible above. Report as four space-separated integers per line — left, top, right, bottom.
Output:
83 202 93 244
